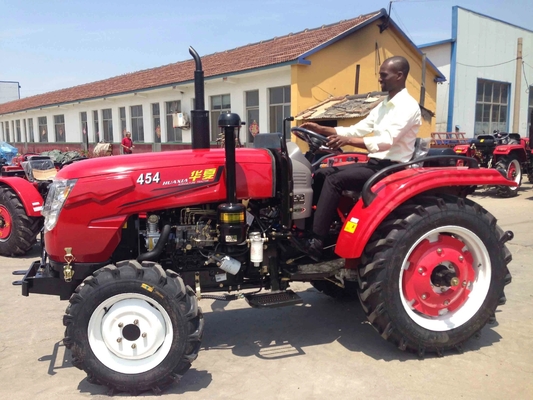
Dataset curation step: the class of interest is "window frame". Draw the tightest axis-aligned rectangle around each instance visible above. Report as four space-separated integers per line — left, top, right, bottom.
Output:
210 94 231 141
54 114 66 142
268 86 291 135
474 79 510 136
102 108 113 142
38 116 48 142
130 105 144 142
165 101 182 142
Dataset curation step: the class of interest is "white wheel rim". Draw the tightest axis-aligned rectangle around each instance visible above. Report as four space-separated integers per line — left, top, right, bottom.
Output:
399 226 491 331
88 293 173 374
508 159 521 189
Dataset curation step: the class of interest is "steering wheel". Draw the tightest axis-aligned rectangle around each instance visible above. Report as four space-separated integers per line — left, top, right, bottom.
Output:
291 127 333 153
493 131 510 144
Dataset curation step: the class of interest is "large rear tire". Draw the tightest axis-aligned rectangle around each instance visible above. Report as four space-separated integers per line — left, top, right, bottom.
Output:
0 187 41 256
357 195 511 355
63 260 204 395
495 156 521 197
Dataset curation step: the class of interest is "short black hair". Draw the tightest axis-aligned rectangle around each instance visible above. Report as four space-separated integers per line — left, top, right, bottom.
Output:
384 56 410 77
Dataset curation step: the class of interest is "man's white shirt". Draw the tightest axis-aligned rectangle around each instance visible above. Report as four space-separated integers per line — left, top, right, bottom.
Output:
334 88 422 163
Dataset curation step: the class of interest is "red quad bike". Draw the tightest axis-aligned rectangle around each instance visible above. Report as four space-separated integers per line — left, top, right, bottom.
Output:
14 48 515 395
454 131 531 197
0 154 58 256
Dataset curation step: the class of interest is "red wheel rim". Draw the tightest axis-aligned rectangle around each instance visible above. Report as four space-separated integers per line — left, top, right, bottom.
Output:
0 205 13 240
402 234 476 317
507 162 516 180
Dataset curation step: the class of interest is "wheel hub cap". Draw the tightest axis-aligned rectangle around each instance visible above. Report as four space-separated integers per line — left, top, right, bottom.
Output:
100 298 167 361
403 235 475 317
0 205 12 240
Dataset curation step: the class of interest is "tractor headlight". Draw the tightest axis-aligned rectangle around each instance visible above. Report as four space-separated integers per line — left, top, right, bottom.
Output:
42 179 77 232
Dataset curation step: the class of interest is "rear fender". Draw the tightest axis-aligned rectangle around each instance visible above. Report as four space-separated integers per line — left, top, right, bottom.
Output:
0 177 44 217
493 146 527 162
335 167 516 260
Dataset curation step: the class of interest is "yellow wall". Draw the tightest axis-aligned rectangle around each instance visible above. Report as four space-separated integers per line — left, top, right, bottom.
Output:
291 20 439 139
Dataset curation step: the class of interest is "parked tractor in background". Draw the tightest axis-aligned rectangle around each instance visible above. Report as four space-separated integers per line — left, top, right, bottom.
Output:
0 154 56 256
453 131 531 197
14 47 516 395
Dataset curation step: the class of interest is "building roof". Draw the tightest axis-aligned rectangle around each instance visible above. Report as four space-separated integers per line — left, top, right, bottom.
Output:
295 92 387 120
296 91 436 121
0 8 444 116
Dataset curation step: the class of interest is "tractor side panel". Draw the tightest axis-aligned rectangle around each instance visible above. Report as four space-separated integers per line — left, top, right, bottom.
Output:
0 177 44 217
335 167 516 261
44 151 274 263
493 145 527 162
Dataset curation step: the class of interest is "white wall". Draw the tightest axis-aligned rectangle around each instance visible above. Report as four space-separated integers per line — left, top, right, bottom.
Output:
452 7 533 137
422 43 452 132
0 66 291 146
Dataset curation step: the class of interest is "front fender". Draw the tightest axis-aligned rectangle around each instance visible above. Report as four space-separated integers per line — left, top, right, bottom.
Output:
0 177 44 217
493 146 526 161
335 167 516 260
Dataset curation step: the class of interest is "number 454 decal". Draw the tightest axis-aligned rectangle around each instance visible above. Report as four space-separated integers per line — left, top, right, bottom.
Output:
137 172 161 185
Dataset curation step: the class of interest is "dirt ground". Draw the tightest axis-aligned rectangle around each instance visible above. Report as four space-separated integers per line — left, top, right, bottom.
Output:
1 184 532 400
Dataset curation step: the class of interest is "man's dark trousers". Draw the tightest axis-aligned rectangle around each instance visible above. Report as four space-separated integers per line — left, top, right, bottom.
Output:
312 158 397 238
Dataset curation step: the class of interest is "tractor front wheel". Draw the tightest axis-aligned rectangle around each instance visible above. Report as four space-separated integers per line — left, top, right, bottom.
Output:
0 187 41 256
357 195 511 355
495 156 521 197
63 260 204 395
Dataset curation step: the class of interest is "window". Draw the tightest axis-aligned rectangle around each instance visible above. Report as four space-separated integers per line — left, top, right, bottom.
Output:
269 86 291 134
245 90 260 144
15 120 21 142
23 119 27 142
38 117 48 142
28 118 34 142
5 122 10 142
152 103 161 143
119 107 126 138
93 111 100 143
210 94 231 141
54 115 66 142
102 108 113 142
80 112 88 142
131 105 144 142
474 79 509 135
166 101 181 142
0 122 4 141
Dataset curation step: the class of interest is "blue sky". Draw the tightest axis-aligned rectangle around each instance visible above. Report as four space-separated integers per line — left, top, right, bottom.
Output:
0 0 531 98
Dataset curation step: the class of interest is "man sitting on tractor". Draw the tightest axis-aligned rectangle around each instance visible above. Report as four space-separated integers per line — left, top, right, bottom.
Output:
293 56 422 260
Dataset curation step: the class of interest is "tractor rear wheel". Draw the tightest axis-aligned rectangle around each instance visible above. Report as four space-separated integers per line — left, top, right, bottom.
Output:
63 260 204 395
495 156 521 197
357 195 511 355
0 187 41 256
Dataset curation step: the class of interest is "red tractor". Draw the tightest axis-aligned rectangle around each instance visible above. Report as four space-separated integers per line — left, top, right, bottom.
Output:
453 131 531 197
0 154 58 256
14 48 515 395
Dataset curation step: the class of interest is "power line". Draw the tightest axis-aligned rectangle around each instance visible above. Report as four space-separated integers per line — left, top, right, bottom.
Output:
456 58 517 68
522 62 530 93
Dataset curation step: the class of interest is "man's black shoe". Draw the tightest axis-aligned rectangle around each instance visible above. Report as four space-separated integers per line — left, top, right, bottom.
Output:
290 236 323 262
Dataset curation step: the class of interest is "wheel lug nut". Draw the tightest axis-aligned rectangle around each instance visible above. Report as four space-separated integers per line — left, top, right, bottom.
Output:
458 255 464 262
131 344 136 349
134 319 139 325
437 248 442 255
462 281 467 287
117 337 122 343
118 322 123 328
444 300 450 306
421 293 428 300
418 267 424 274
142 332 147 338
450 277 459 287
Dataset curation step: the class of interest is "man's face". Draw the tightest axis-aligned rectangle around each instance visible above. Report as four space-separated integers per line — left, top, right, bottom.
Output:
379 62 401 92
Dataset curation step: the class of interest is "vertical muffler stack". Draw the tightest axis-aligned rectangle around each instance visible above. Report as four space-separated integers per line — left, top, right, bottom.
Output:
189 47 210 149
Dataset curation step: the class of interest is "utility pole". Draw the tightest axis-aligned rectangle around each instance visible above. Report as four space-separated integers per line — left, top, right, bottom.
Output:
512 38 522 133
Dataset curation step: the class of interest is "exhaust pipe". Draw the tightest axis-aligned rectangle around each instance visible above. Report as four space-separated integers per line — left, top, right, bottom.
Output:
189 47 210 150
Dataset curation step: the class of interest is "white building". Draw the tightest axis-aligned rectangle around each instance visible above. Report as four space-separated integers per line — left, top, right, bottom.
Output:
420 6 533 137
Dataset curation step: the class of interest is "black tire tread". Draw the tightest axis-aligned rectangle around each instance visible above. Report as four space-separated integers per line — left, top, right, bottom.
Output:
495 156 521 198
0 187 42 256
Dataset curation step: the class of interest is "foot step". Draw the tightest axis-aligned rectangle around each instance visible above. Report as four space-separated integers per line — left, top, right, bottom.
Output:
12 270 27 276
245 290 302 308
